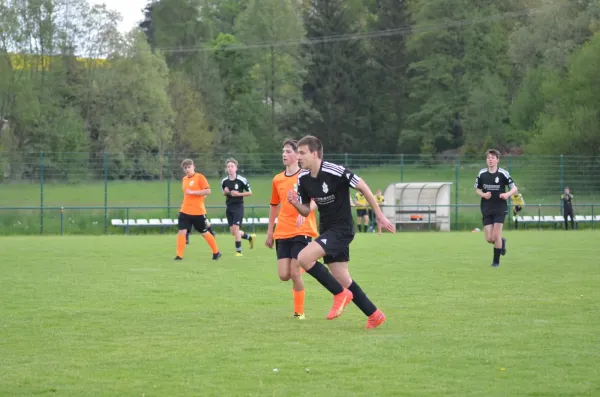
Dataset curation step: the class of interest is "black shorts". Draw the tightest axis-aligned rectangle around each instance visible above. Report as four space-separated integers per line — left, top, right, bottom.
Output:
226 204 244 227
178 212 208 233
275 235 313 260
315 229 354 264
482 213 507 226
356 209 367 217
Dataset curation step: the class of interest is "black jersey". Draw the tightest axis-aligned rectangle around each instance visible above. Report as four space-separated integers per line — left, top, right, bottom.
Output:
474 167 515 215
297 161 361 234
561 193 574 212
221 174 251 206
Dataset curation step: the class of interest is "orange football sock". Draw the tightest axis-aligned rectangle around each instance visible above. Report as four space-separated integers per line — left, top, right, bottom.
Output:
176 233 186 258
202 232 219 254
293 289 305 314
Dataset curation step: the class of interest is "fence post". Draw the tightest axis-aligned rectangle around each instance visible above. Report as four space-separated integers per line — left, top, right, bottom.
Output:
400 154 404 182
40 151 44 235
559 154 564 192
344 153 348 167
428 205 432 232
507 154 512 229
167 152 171 219
538 204 541 230
454 155 459 230
60 207 64 236
592 205 595 230
104 152 108 234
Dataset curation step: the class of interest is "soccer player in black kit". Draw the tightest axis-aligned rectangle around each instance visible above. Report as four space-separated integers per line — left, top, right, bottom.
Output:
474 149 519 267
287 135 395 329
221 158 255 256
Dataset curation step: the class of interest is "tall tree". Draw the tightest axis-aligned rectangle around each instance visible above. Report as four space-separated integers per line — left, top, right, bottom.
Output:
366 0 410 153
302 0 371 153
404 0 512 154
235 0 315 148
527 32 600 156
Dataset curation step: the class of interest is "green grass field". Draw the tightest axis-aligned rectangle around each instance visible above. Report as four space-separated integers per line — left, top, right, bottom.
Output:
1 231 599 396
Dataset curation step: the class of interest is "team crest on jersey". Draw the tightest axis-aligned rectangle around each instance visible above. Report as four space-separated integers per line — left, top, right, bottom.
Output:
495 177 499 183
235 183 238 189
293 183 298 192
322 182 329 193
189 181 194 186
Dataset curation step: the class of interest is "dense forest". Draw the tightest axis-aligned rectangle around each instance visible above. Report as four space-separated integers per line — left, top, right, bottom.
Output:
1 0 600 178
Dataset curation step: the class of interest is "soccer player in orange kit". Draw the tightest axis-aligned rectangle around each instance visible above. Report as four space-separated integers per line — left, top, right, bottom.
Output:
265 139 318 319
174 159 221 261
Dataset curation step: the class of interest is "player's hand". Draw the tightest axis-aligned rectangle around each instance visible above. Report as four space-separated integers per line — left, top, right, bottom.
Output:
499 193 510 200
482 192 492 200
265 234 274 249
185 189 193 195
287 189 298 204
223 187 230 194
377 214 396 233
230 191 240 197
296 215 306 228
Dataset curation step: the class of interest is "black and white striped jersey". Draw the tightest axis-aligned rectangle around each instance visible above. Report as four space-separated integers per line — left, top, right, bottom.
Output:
297 161 361 234
474 167 515 215
221 174 251 206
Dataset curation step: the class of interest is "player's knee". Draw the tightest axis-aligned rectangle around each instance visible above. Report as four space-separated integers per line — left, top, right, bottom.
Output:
278 272 291 282
290 263 303 279
178 229 186 235
332 271 352 289
296 251 311 267
485 236 494 244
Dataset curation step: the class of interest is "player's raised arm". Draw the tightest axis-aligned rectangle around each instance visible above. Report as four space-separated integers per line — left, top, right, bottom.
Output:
288 176 311 217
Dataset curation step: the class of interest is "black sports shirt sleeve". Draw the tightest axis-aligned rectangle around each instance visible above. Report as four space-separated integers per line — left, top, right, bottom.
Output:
342 167 361 189
297 175 310 205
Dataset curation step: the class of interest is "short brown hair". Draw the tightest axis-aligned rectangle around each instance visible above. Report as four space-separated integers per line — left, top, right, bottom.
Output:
297 135 323 159
225 157 238 167
181 158 194 168
282 138 298 151
486 149 500 159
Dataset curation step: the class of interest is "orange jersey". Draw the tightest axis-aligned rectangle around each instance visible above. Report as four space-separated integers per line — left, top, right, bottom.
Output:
270 170 318 240
180 173 210 215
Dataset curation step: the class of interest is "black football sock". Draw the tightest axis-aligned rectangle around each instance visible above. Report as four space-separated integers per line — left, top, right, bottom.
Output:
348 280 377 317
493 248 501 264
242 232 250 240
235 241 242 252
306 261 344 295
358 225 363 233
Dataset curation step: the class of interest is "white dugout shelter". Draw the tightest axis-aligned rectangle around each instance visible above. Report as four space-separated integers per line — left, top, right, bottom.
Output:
381 182 452 231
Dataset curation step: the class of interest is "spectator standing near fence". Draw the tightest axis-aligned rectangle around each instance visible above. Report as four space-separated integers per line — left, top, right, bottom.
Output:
561 187 575 230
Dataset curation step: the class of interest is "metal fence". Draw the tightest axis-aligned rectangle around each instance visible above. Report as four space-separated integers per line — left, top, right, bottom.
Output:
0 204 598 236
1 152 599 234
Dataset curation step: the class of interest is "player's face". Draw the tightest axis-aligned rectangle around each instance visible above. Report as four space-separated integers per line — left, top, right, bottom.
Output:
486 154 498 168
297 145 316 169
183 164 195 176
565 188 570 194
226 162 237 176
376 190 381 196
282 145 297 166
